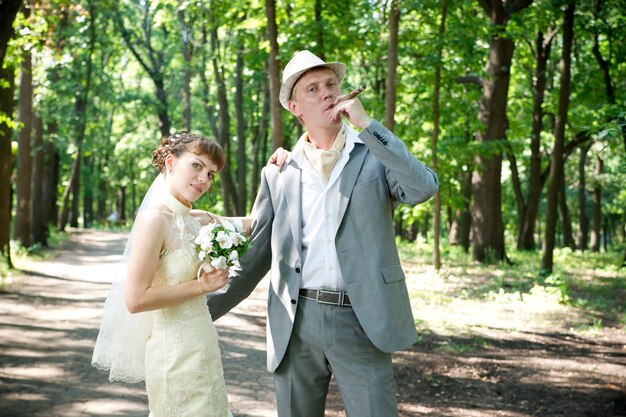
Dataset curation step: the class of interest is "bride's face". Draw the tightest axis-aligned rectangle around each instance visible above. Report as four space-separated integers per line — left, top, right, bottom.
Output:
165 151 219 206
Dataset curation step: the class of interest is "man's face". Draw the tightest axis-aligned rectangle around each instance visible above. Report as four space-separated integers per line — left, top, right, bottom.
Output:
288 67 342 129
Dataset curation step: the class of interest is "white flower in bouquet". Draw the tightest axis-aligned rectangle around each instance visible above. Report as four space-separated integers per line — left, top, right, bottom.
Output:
210 256 228 270
194 220 251 274
215 230 234 249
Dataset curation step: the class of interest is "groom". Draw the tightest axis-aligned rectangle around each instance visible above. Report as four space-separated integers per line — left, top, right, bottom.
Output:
208 50 438 416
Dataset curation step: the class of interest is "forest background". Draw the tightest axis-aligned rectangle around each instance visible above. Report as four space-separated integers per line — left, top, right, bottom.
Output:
1 0 625 276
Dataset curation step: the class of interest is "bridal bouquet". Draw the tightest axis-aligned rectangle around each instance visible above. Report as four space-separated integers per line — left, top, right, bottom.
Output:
194 219 250 275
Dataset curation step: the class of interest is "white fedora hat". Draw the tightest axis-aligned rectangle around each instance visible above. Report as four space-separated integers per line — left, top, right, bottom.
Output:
279 50 346 109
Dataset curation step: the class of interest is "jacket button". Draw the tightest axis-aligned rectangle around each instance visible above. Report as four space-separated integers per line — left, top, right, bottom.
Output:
291 299 296 304
295 267 301 273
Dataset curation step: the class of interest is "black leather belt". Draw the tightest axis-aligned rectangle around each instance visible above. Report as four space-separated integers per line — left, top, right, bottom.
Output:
299 289 351 307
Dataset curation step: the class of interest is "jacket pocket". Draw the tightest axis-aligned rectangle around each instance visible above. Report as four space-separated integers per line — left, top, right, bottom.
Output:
352 176 379 194
381 265 406 283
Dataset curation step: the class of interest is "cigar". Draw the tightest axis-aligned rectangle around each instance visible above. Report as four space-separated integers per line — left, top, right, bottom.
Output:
334 85 366 104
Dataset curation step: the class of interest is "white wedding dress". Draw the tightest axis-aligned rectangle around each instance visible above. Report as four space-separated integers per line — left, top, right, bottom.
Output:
144 191 232 417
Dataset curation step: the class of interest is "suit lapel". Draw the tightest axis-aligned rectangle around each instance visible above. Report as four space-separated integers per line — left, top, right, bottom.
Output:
282 161 303 256
337 143 367 227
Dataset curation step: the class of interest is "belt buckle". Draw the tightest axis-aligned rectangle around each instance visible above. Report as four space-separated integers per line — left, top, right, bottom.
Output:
318 289 344 307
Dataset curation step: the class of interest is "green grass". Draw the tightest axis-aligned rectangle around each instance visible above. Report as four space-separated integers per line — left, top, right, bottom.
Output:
0 254 9 292
399 239 626 336
10 228 69 262
434 336 492 353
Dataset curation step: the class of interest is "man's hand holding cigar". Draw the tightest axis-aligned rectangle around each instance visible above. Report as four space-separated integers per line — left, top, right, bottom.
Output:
329 85 372 129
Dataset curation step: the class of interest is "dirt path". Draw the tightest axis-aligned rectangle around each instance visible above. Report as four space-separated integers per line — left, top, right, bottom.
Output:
0 229 624 417
0 229 276 417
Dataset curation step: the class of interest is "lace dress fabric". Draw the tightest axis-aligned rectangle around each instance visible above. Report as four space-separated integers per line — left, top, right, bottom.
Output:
145 192 232 417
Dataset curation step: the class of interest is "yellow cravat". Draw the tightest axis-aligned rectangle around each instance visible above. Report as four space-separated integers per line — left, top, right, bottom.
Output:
302 126 346 183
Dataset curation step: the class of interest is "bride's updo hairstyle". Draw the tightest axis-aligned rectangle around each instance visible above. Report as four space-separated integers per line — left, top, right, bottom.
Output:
151 131 225 174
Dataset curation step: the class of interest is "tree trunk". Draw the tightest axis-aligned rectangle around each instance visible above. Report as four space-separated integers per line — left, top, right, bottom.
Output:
58 3 95 231
384 0 399 131
70 160 81 228
0 0 21 67
235 41 247 215
207 9 237 215
0 63 15 267
177 9 193 132
83 155 94 228
559 173 575 249
448 169 472 252
117 186 127 222
314 0 324 60
42 134 59 227
154 79 171 137
470 36 513 262
590 156 603 252
471 0 533 262
200 21 219 141
31 113 47 245
541 3 575 274
622 218 626 268
96 157 107 222
14 45 33 247
113 5 171 137
576 143 591 250
251 81 270 205
266 0 283 151
518 27 555 250
58 149 81 231
431 2 446 270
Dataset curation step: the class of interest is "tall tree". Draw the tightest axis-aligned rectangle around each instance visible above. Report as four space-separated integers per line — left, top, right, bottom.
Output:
58 0 96 231
0 63 15 267
0 0 22 67
234 32 247 215
471 0 533 262
177 8 194 132
266 0 282 151
576 143 591 250
30 114 47 245
0 0 21 267
384 0 399 131
590 155 603 252
14 7 33 247
559 171 575 249
541 3 575 274
314 0 325 59
111 2 172 137
206 5 238 215
431 1 447 270
514 25 557 250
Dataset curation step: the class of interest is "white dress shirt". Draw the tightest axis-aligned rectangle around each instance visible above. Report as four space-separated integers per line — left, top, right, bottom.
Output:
290 124 363 291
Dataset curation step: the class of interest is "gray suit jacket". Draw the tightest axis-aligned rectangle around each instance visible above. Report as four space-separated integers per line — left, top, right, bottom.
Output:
208 120 438 372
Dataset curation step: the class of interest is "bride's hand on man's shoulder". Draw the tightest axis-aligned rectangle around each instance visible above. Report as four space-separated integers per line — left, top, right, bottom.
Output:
267 147 291 170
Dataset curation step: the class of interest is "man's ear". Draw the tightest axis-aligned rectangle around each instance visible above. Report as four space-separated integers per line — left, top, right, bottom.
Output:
287 100 301 118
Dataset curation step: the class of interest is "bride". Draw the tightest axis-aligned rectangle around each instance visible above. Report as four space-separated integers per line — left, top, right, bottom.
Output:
92 132 287 416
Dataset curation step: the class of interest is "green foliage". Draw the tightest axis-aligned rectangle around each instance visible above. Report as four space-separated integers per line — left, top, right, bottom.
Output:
2 0 625 275
0 254 9 287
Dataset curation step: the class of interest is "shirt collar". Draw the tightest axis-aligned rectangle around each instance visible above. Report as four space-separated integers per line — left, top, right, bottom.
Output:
292 123 363 166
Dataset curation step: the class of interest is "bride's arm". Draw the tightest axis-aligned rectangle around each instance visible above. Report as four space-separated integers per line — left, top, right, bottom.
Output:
124 210 230 313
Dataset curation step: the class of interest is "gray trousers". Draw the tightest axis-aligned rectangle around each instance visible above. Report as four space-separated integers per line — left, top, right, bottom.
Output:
273 297 398 417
